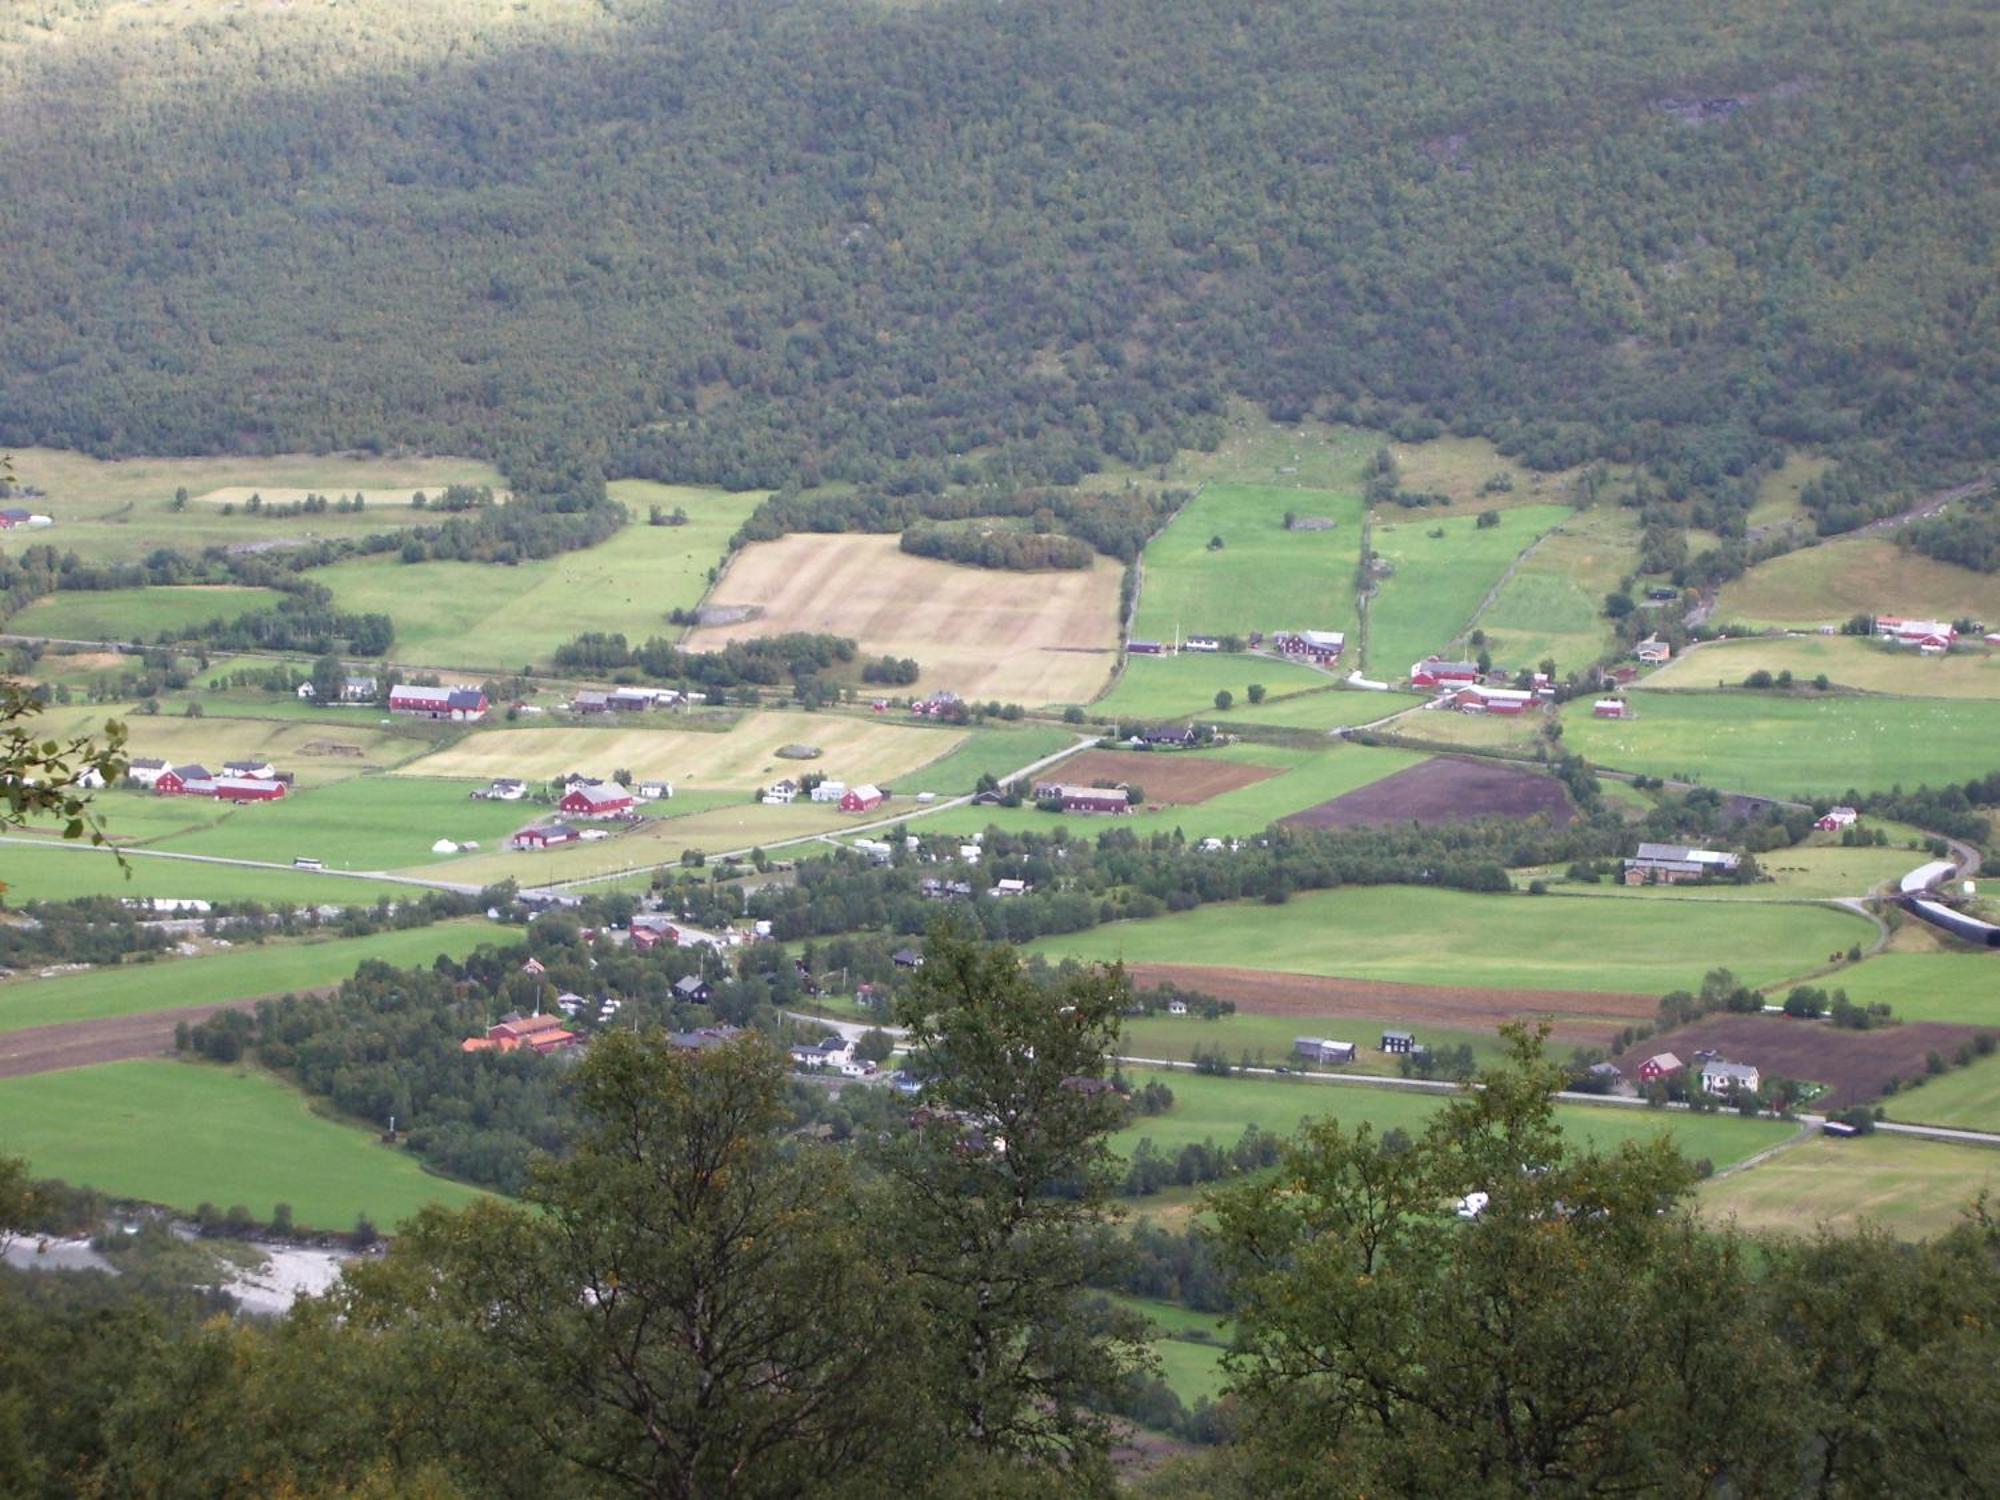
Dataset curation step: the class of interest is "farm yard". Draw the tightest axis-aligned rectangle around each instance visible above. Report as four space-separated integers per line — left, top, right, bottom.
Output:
1699 1135 2000 1240
393 710 968 792
1643 633 2000 699
1281 755 1573 830
1089 652 1332 722
0 1060 489 1231
1129 482 1366 643
1044 749 1279 806
1034 886 1867 997
0 447 507 565
317 482 764 670
1717 535 2000 630
0 922 497 1034
1364 504 1569 680
1560 691 2000 801
7 585 291 643
1658 1012 1991 1110
1549 842 1919 901
685 532 1122 705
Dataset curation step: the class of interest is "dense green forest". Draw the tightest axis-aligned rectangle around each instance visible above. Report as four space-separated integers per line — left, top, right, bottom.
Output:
1 0 1993 520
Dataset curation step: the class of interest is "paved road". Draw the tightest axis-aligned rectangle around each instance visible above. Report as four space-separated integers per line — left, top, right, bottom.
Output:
0 836 482 895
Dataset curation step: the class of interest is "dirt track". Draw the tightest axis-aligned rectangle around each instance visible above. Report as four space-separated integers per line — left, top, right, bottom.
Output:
0 1002 248 1079
1283 755 1573 830
1125 962 1649 1042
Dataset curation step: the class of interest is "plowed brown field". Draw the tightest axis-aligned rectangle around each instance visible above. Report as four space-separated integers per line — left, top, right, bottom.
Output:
1284 754 1572 829
1051 750 1278 805
1662 1013 1990 1109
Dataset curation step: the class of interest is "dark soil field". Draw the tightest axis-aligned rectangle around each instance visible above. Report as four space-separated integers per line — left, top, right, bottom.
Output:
1124 962 1649 1044
1661 1013 1992 1109
1054 750 1278 805
1283 755 1573 830
0 1001 247 1079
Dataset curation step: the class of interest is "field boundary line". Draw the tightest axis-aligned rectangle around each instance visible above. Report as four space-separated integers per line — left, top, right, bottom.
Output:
1452 525 1556 653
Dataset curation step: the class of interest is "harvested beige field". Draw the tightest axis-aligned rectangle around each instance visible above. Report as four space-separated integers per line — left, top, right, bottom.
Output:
687 534 1122 705
396 711 968 791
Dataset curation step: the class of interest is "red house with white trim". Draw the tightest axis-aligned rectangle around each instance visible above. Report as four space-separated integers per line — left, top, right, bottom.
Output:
511 822 582 850
389 683 490 721
1636 1052 1684 1084
1410 658 1482 689
1592 698 1632 719
839 783 886 814
559 782 635 818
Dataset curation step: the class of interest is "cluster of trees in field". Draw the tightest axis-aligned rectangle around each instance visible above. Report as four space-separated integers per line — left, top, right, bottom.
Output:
1900 493 2000 573
550 629 861 688
732 483 1183 564
899 523 1095 571
0 897 169 967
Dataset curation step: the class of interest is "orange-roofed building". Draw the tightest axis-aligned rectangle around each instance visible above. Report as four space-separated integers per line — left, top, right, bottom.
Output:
462 1012 580 1056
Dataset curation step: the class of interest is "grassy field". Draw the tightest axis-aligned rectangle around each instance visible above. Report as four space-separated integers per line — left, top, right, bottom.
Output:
1107 1294 1231 1405
1121 1011 1511 1075
1474 508 1638 672
1385 434 1584 513
1366 504 1570 678
0 843 427 906
0 921 499 1033
1645 634 2000 699
1131 482 1367 643
1718 535 2000 629
1539 844 1918 901
0 1060 488 1230
317 482 763 671
1036 886 1865 995
421 798 856 884
1090 652 1332 721
1832 953 2000 1025
1214 687 1425 732
687 533 1122 706
1561 691 2000 800
897 725 1080 795
1699 1135 2000 1240
1745 453 1834 530
1882 1054 2000 1133
145 777 539 871
1112 1069 1793 1171
8 585 291 642
1384 704 1550 753
396 710 969 792
0 447 507 565
931 741 1429 843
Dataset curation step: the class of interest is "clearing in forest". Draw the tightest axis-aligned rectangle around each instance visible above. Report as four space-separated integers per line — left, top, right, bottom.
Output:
686 533 1122 705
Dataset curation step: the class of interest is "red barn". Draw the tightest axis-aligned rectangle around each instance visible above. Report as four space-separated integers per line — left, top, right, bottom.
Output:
1593 698 1631 719
1636 1052 1684 1084
389 683 489 721
153 764 215 796
839 783 886 813
559 781 635 818
1410 658 1482 689
213 776 286 802
511 822 582 850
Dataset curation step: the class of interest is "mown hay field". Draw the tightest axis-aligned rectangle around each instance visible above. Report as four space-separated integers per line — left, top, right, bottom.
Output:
1474 508 1638 672
1717 535 2000 629
29 709 425 789
0 843 422 906
0 447 507 564
687 532 1122 705
1644 634 2000 699
1090 652 1331 721
1131 483 1366 642
1698 1135 2000 1240
317 482 764 671
1560 691 2000 801
396 710 967 791
0 1060 488 1230
1366 504 1570 680
1032 885 1866 996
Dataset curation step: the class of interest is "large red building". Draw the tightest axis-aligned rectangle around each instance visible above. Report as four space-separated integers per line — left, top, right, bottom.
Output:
213 776 287 802
559 782 635 818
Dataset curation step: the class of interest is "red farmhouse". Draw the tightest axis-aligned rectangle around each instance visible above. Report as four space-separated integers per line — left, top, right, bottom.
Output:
1410 658 1482 689
213 776 287 802
1636 1052 1684 1084
389 683 490 721
839 783 886 813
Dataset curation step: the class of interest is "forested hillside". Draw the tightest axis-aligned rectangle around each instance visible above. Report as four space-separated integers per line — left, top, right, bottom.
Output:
1 0 1993 517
